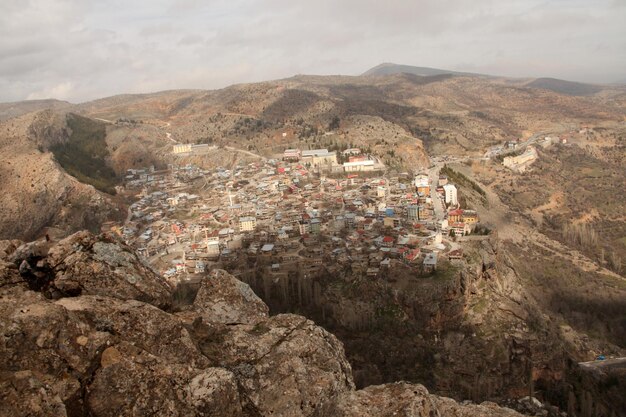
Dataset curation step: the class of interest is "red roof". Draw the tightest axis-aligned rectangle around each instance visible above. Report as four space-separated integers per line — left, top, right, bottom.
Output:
448 209 464 216
383 236 394 242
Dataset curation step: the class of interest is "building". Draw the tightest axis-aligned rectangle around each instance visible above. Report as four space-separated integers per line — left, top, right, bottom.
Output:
450 222 470 236
377 186 386 198
310 218 321 235
407 205 420 222
206 237 220 257
423 252 438 272
343 159 375 172
283 149 301 161
298 220 310 235
173 144 192 154
448 209 463 223
302 149 337 167
443 184 458 206
503 147 538 173
238 216 257 232
462 210 479 225
414 173 430 195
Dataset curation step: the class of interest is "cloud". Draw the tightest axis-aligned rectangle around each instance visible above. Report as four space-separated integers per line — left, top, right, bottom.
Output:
0 0 624 102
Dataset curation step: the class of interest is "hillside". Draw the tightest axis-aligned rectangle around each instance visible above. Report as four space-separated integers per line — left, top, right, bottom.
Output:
0 99 72 122
0 231 528 417
0 111 124 240
0 71 624 241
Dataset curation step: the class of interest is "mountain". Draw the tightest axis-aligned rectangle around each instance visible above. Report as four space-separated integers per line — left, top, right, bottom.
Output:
0 98 72 121
525 77 603 96
364 63 612 97
362 62 486 77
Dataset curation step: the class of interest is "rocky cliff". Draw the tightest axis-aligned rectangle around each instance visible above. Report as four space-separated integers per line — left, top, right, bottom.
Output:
0 111 123 241
0 232 524 416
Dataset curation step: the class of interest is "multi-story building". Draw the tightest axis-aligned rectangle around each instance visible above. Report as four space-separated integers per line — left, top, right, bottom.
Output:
283 149 301 161
238 216 257 232
443 184 458 206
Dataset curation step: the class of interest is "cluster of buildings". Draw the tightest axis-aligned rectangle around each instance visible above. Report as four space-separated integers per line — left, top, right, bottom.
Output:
114 147 483 285
283 148 384 173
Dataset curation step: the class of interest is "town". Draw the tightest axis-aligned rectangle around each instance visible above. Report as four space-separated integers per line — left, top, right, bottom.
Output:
111 145 487 288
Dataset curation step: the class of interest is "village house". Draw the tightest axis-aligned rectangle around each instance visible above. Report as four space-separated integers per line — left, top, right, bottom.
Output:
423 252 438 272
238 216 257 232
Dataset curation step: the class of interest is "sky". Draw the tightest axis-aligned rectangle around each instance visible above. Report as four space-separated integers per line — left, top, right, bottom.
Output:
1 0 625 103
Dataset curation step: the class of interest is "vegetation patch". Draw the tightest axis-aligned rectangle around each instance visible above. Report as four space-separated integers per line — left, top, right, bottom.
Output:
441 165 486 199
50 113 118 194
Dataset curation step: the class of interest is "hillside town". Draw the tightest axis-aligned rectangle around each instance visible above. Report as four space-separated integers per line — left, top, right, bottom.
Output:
112 146 486 286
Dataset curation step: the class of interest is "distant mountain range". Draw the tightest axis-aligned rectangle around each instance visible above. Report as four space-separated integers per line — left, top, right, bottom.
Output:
363 63 485 78
362 63 611 96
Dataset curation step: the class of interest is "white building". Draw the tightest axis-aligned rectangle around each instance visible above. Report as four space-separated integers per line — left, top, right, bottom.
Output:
343 160 375 172
377 186 386 198
443 184 458 206
173 144 192 154
302 149 337 166
238 216 257 232
414 174 429 189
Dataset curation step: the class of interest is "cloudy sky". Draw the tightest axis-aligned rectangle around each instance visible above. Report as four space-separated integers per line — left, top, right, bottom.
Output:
1 0 625 103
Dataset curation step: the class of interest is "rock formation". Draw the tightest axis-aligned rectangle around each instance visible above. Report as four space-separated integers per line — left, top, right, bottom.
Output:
0 231 524 416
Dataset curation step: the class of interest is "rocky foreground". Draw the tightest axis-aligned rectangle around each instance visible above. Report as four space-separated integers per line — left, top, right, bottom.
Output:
0 231 523 416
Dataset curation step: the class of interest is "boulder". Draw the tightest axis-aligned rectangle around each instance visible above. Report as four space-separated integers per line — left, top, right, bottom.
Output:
192 313 355 416
87 342 243 417
56 295 208 368
13 231 172 308
189 269 269 324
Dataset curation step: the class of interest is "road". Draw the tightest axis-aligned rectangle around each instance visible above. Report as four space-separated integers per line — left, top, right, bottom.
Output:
224 145 265 160
579 357 626 373
428 163 445 222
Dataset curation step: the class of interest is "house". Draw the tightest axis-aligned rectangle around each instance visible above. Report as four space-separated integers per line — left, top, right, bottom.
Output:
423 252 438 272
414 173 429 195
366 267 379 277
206 238 220 257
383 217 401 228
448 249 463 260
261 244 275 254
462 210 479 225
382 236 394 247
450 222 470 236
448 209 463 223
310 218 321 234
239 216 257 232
298 220 310 235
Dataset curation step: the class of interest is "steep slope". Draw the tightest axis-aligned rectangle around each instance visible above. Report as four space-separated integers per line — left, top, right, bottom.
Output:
0 231 526 417
0 111 123 240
